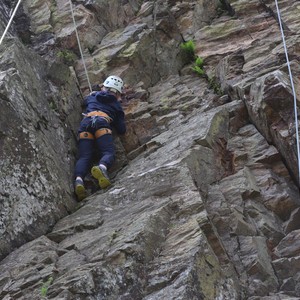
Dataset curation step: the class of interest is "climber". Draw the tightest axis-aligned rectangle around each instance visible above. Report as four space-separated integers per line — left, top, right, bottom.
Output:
74 75 126 201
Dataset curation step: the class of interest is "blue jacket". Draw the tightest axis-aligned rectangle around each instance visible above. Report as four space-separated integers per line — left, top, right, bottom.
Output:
83 91 126 134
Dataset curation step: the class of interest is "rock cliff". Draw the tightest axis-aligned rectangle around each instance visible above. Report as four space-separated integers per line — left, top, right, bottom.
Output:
0 0 300 299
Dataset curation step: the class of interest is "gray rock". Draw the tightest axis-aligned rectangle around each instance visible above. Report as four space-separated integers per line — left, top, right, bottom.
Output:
1 0 300 299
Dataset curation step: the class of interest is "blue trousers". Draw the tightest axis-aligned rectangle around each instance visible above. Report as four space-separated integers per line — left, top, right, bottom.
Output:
74 117 115 179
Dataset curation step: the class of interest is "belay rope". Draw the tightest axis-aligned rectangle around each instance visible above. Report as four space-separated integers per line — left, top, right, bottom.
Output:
274 0 300 186
0 0 22 45
0 0 92 94
68 0 92 93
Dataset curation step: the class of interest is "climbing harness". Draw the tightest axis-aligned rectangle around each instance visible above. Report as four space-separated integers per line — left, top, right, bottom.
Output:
274 0 300 185
79 110 113 140
1 0 299 185
79 128 112 140
83 111 112 123
95 128 112 139
0 0 23 45
79 131 94 139
68 0 92 93
90 115 97 127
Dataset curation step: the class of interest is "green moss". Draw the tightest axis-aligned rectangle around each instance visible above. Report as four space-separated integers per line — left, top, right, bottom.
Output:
41 276 53 297
195 253 221 298
57 49 77 65
161 97 170 104
182 104 190 111
112 231 118 240
205 20 237 38
208 76 223 95
35 24 53 34
120 42 138 58
49 100 58 111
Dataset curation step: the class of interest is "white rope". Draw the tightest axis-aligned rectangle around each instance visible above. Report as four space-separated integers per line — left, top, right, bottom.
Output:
274 0 300 186
0 0 23 45
68 0 92 93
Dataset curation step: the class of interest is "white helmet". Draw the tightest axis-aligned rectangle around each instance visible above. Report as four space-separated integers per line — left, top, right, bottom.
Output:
103 75 124 93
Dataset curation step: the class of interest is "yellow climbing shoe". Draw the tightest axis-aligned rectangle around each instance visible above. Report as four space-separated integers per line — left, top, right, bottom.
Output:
74 180 86 201
91 165 111 189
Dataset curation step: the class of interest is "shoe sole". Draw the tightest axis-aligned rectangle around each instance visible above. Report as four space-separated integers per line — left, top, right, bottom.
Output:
75 184 86 201
91 166 111 189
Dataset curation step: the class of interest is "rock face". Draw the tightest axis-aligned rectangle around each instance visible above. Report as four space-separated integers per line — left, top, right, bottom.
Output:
0 0 300 299
0 5 80 260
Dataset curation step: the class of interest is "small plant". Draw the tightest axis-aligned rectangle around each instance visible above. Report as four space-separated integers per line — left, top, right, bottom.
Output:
109 229 121 246
41 276 53 297
49 100 58 112
87 45 96 54
192 56 205 77
195 56 204 68
180 40 196 62
191 55 224 95
192 65 205 76
208 76 223 95
57 49 77 65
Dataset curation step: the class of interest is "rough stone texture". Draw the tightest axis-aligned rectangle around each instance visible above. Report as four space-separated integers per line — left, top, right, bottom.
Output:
0 36 81 260
0 0 300 299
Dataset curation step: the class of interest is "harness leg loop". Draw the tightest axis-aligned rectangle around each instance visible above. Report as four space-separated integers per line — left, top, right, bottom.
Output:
95 128 112 139
79 132 95 139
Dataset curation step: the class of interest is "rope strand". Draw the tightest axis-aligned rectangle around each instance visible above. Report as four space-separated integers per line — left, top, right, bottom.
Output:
274 0 300 186
68 0 92 93
0 0 23 45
